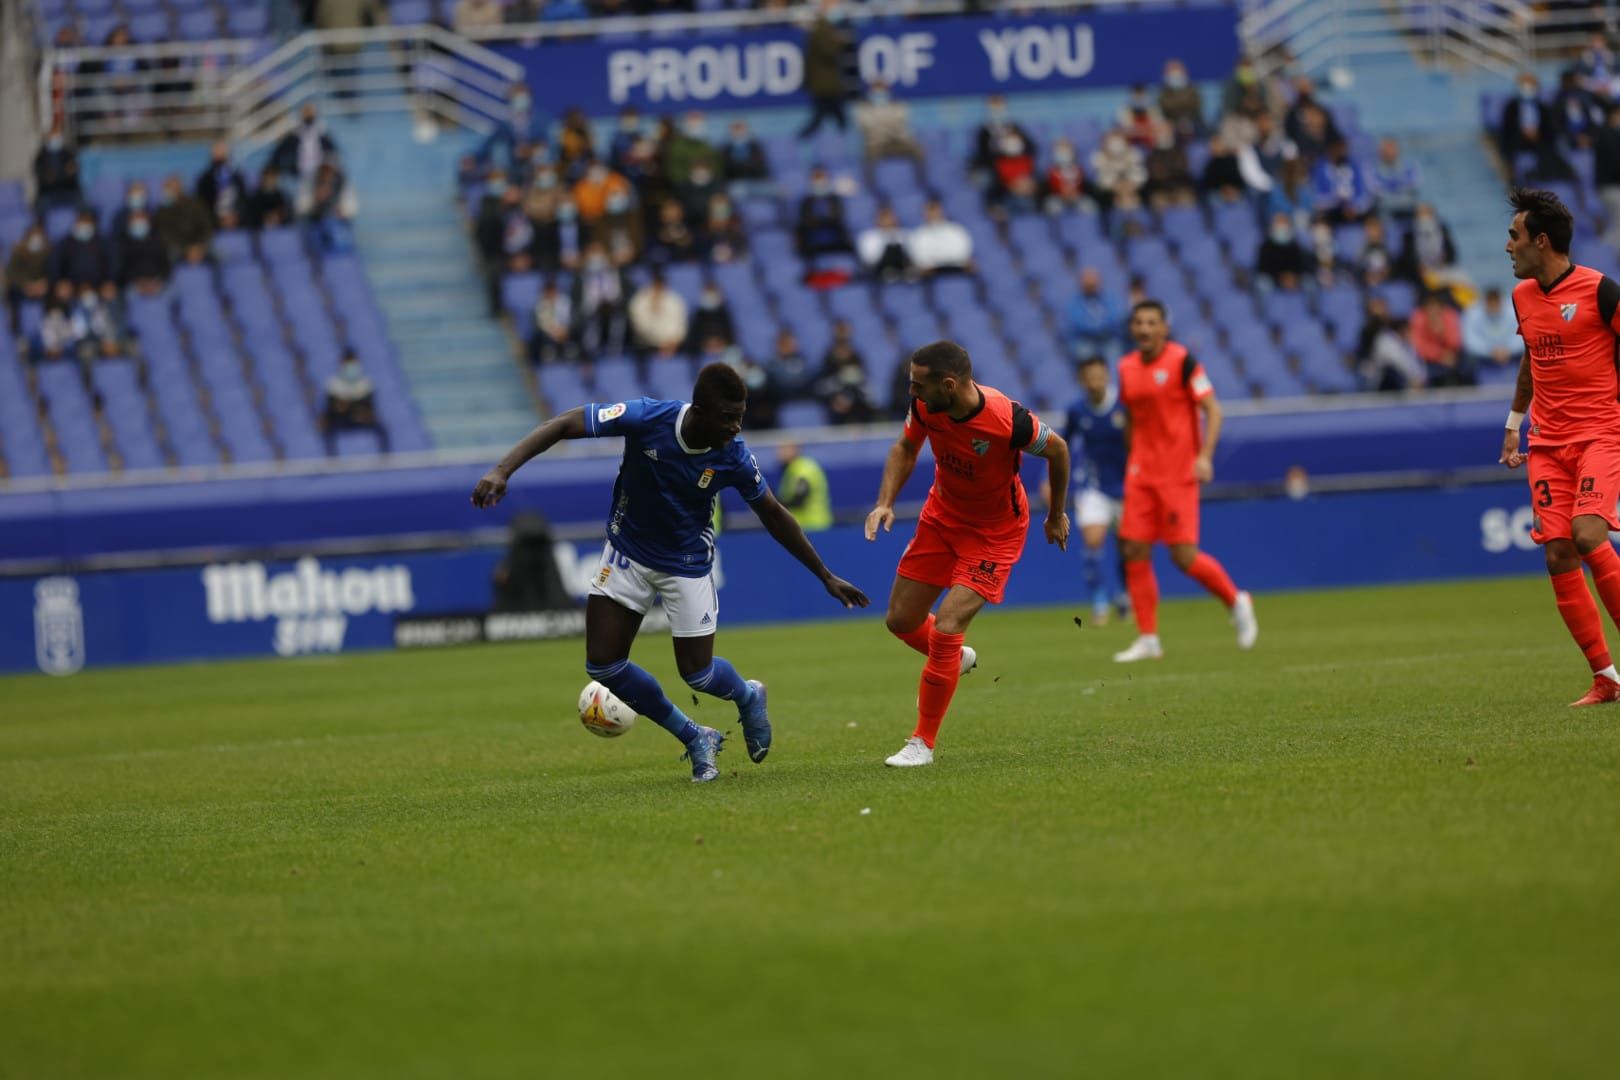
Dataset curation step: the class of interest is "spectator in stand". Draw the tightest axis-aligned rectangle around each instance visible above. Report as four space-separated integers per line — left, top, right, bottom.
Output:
1065 267 1124 362
592 185 643 264
1307 221 1342 286
573 160 632 225
530 280 578 364
506 141 541 190
609 107 642 173
247 167 292 229
110 181 150 247
322 350 391 455
1236 110 1297 195
1553 68 1605 150
49 210 115 297
72 284 124 358
475 173 512 311
855 80 923 161
973 95 1035 176
650 198 698 264
663 111 721 187
1200 132 1246 202
1395 203 1458 283
571 242 630 355
5 225 50 334
799 0 857 139
1500 73 1573 180
1285 76 1341 149
155 175 214 263
557 107 596 179
725 342 779 429
1091 130 1147 211
1369 136 1421 222
1118 84 1165 149
1356 295 1420 391
1126 274 1149 310
1157 58 1206 140
1462 286 1524 373
618 135 662 205
453 0 503 33
767 329 815 401
795 167 852 263
1578 30 1614 89
1408 291 1470 387
34 122 81 211
116 211 170 294
629 271 688 359
818 320 875 424
857 205 914 281
475 84 547 172
775 443 831 527
686 282 734 353
489 184 534 273
36 289 86 362
908 198 974 277
534 196 584 273
1221 55 1274 126
982 117 1039 215
195 140 248 229
721 119 769 184
702 194 746 263
1045 138 1101 212
1312 138 1373 224
1597 106 1620 248
1353 215 1396 286
1256 211 1308 291
1143 122 1197 208
271 104 338 204
304 159 356 253
1264 157 1314 237
675 160 722 227
524 164 564 234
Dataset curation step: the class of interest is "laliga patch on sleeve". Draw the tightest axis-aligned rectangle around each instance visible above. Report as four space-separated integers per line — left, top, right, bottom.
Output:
1190 373 1213 396
598 403 627 422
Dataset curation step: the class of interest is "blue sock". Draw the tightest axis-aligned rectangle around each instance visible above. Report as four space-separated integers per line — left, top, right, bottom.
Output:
586 659 700 744
1083 548 1105 611
683 656 755 709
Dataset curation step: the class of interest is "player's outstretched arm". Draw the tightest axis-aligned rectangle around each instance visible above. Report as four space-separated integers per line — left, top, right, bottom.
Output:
865 433 921 539
1500 353 1533 469
1195 393 1222 484
470 406 589 508
1033 432 1071 551
749 492 871 609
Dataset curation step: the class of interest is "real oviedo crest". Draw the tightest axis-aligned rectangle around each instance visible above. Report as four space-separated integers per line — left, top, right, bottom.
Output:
34 577 85 676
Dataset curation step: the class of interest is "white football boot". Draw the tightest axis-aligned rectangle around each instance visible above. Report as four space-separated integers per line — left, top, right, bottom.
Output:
1231 591 1258 650
1112 634 1164 663
885 736 934 767
960 645 978 675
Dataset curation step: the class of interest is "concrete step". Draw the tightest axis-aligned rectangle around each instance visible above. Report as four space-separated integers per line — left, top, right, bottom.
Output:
413 379 531 412
426 410 539 449
398 337 511 365
376 288 488 320
401 360 523 388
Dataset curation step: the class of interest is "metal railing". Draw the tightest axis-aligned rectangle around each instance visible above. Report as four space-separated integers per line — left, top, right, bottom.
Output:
38 39 263 144
1239 0 1532 82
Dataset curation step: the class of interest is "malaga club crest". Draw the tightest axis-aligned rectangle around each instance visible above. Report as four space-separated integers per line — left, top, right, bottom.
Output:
971 438 991 456
34 577 85 676
1561 302 1579 322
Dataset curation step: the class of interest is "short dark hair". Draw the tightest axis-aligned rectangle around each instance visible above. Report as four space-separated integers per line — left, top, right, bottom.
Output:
1510 187 1573 254
910 340 972 381
1130 299 1168 321
1077 356 1108 372
693 362 746 410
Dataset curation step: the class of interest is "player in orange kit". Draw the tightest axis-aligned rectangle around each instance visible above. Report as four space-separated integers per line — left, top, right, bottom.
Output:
1499 187 1620 706
1111 300 1257 662
865 341 1070 767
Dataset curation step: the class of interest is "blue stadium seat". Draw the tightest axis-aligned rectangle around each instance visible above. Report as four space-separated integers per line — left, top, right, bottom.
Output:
592 356 642 402
778 401 827 429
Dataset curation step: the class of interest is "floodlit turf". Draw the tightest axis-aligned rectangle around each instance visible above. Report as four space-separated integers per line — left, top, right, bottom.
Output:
3 575 1619 1078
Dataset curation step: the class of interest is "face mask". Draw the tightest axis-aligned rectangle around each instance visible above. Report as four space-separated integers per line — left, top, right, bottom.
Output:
701 292 721 310
128 192 147 210
1270 226 1293 244
72 223 93 241
488 179 507 196
130 220 150 239
684 122 705 138
342 361 362 380
988 106 1007 122
1166 71 1188 89
870 90 891 105
1285 472 1309 501
512 94 532 113
557 203 578 222
47 136 63 151
160 191 176 207
1054 148 1074 165
1520 86 1537 100
620 117 639 132
1105 137 1126 154
587 255 608 271
825 9 844 23
690 169 711 185
605 194 629 213
1000 135 1023 155
536 172 557 190
811 179 831 195
26 235 44 253
588 167 607 183
713 203 732 221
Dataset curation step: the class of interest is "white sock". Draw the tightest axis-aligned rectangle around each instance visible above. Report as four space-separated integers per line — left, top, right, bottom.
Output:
1140 634 1161 647
1599 665 1619 684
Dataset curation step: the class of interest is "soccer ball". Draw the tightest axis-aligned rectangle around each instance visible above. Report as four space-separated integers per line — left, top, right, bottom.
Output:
578 681 637 738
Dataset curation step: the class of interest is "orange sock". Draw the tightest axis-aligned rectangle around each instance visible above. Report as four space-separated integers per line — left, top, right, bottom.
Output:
1124 560 1159 635
1185 552 1239 607
913 630 964 749
1582 544 1620 629
892 613 936 656
1551 567 1612 672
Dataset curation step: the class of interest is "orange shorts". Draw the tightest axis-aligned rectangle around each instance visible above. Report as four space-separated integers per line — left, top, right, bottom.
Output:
1527 439 1620 543
897 510 1027 604
1120 479 1200 546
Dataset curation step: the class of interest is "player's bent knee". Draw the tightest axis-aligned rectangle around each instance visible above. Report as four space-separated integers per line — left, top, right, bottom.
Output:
1545 539 1580 573
886 610 925 636
1572 517 1612 553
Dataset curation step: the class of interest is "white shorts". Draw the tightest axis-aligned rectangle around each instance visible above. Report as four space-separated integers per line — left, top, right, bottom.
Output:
587 541 719 638
1076 489 1122 530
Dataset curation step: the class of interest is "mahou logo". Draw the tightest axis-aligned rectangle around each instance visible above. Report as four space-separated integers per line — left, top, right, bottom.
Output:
201 557 415 656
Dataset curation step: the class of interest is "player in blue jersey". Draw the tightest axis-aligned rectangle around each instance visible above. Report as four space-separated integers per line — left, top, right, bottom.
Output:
471 363 869 783
1059 357 1130 625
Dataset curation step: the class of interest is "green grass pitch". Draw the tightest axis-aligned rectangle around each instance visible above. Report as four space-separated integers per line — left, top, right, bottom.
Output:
3 575 1619 1078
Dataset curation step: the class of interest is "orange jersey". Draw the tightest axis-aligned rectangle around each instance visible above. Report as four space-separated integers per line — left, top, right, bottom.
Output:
1513 265 1620 448
903 383 1047 529
1117 341 1213 485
